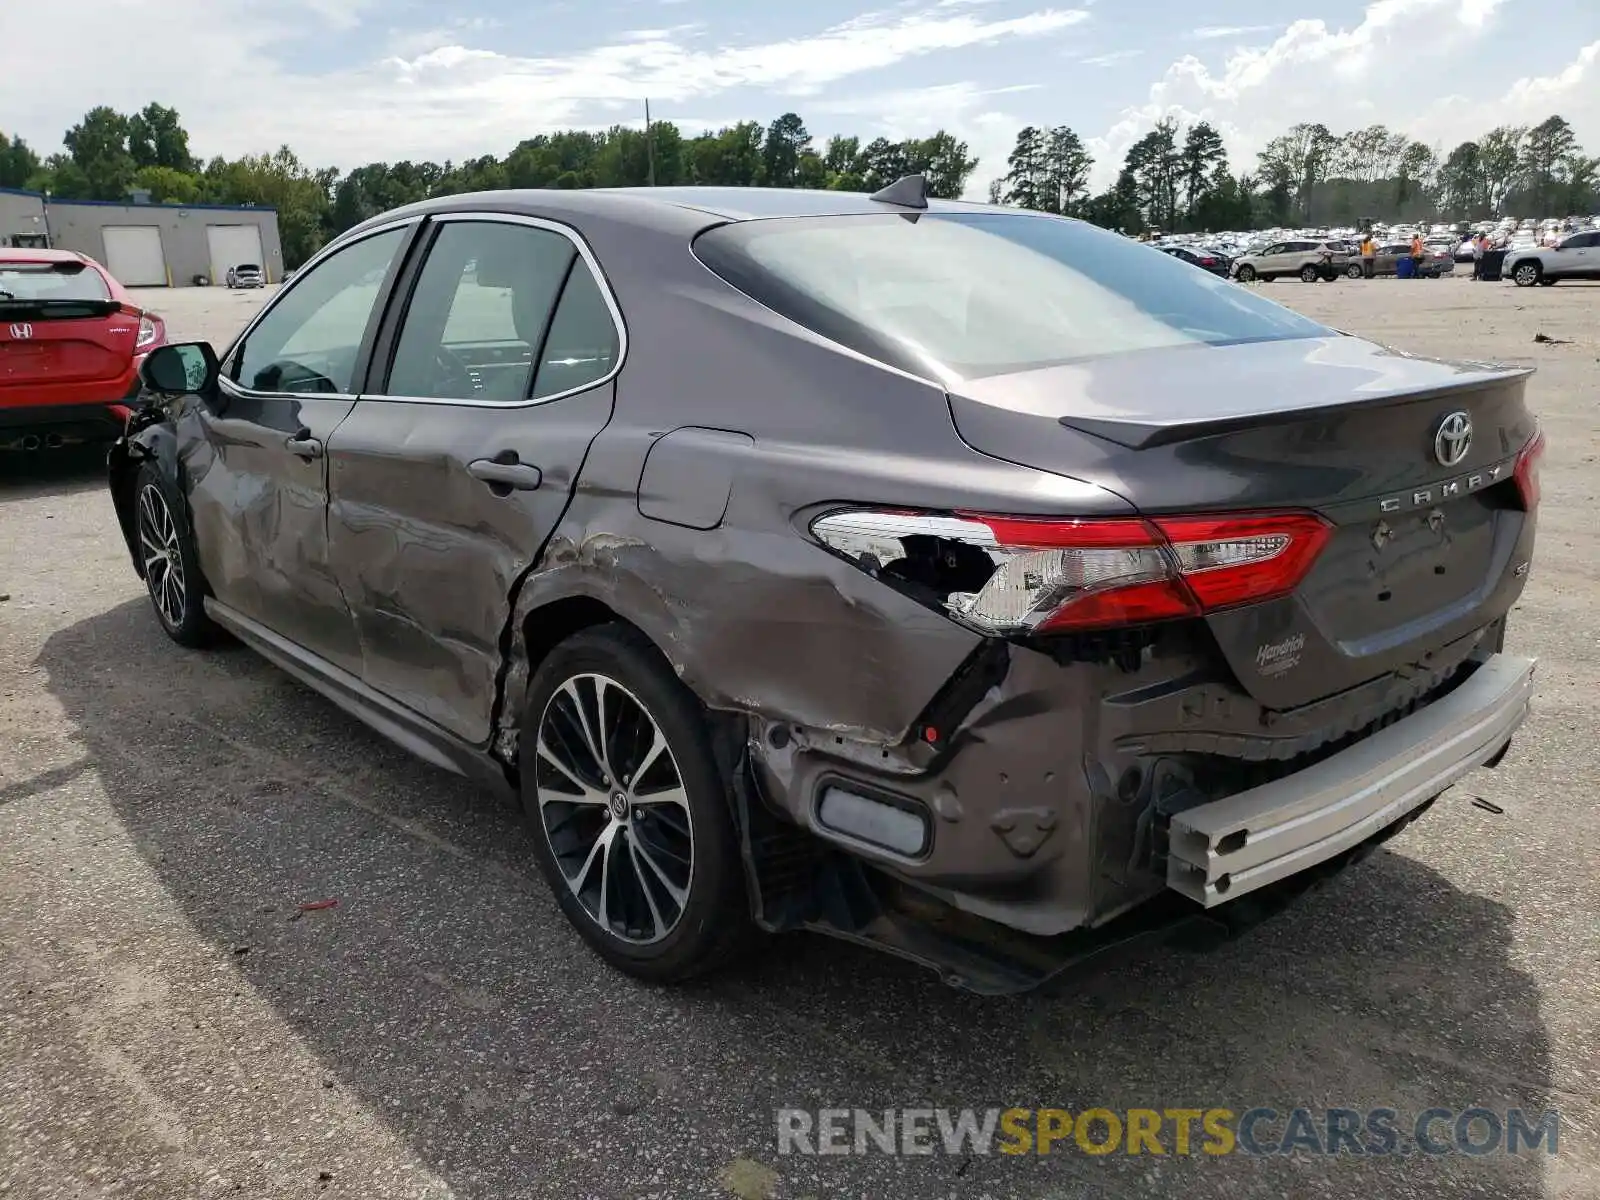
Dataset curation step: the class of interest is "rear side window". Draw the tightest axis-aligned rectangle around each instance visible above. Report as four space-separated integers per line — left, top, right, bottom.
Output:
0 261 111 301
532 260 620 399
695 214 1329 381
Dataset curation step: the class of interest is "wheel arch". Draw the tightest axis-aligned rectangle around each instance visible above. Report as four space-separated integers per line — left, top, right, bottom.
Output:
109 415 183 579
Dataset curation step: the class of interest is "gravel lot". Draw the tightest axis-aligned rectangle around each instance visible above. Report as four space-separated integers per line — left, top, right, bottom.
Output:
2 276 1597 1199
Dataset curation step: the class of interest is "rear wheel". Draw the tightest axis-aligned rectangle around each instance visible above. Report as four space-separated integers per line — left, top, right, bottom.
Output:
1513 261 1541 287
1345 263 1364 279
134 463 217 648
1299 264 1320 283
519 625 750 982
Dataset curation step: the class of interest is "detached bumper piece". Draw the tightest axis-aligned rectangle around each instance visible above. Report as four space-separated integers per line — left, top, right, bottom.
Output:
1167 653 1536 907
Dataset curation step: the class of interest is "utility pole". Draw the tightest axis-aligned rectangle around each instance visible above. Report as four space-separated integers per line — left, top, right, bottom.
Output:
645 98 656 187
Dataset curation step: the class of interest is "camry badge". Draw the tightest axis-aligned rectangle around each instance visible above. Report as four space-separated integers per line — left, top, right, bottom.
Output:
1434 411 1472 468
8 323 32 339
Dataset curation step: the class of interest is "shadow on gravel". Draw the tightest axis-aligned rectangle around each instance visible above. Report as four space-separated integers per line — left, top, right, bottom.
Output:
0 444 110 500
41 598 1558 1200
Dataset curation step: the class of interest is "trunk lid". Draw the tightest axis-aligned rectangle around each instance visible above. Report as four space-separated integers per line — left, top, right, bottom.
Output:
0 300 139 388
947 335 1539 710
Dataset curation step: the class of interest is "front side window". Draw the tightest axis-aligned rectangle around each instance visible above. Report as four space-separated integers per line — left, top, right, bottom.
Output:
231 228 405 394
695 213 1330 382
387 221 598 403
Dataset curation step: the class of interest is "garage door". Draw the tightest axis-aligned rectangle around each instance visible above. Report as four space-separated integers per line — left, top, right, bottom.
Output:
101 226 167 286
206 225 266 285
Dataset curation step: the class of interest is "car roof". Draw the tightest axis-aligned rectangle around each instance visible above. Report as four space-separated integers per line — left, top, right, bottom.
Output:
362 185 1002 236
0 247 93 265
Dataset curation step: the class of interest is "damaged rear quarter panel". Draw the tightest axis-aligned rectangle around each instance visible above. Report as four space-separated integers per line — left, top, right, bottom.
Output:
495 229 1134 754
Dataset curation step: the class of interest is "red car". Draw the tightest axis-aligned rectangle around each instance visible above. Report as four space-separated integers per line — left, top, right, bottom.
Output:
0 248 167 451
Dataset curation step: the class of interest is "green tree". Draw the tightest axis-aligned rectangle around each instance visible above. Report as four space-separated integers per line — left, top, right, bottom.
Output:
1180 121 1225 225
0 132 41 188
822 136 864 190
1477 126 1526 215
62 105 136 200
904 131 977 199
1520 115 1576 213
127 104 195 172
132 164 202 204
762 113 811 188
1000 126 1049 209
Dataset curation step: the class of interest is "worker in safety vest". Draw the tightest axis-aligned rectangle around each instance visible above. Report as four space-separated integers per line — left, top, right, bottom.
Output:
1360 235 1376 279
1410 234 1425 277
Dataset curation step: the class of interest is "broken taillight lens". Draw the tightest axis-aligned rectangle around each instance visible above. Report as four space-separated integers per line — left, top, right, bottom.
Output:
810 508 1332 636
1513 429 1544 510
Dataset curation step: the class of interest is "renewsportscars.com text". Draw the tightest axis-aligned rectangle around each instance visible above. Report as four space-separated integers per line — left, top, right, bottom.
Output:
776 1107 1559 1158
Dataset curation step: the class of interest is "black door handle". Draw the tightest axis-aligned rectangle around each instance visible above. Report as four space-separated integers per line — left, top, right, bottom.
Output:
285 431 324 460
468 458 542 492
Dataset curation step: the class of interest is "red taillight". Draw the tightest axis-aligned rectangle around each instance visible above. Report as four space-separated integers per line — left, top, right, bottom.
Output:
1514 430 1544 510
1199 257 1217 266
810 508 1332 636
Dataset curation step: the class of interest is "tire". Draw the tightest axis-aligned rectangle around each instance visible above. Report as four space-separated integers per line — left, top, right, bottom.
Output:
133 462 218 648
1299 264 1319 283
1345 264 1364 279
1234 264 1256 283
519 624 751 983
1513 261 1541 287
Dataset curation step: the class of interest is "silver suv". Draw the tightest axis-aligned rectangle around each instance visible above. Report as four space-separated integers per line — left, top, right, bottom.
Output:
1232 239 1354 283
1504 231 1600 286
225 263 265 289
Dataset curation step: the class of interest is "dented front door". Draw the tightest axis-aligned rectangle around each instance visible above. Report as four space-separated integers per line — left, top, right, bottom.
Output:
326 215 621 745
188 225 411 675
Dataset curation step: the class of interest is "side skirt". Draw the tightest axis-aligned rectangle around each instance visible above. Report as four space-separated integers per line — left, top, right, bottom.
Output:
203 599 516 800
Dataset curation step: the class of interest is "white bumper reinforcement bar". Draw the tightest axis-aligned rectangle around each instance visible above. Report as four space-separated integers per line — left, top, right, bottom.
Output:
1167 654 1536 907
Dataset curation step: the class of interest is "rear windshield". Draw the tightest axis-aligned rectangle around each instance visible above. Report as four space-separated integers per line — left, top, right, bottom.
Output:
694 214 1330 381
0 261 112 302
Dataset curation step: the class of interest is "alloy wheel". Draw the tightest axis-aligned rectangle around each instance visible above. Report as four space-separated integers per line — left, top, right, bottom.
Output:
138 483 187 628
533 673 695 945
1515 264 1538 286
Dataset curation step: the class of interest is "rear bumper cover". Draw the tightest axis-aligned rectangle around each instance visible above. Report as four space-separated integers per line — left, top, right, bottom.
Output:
1167 653 1535 906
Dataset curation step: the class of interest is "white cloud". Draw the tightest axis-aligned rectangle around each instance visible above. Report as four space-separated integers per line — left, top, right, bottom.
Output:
1191 25 1277 40
0 2 1089 172
1080 49 1142 67
1075 0 1590 191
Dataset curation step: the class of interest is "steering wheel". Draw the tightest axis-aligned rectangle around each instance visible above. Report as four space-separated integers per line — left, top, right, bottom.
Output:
433 345 480 396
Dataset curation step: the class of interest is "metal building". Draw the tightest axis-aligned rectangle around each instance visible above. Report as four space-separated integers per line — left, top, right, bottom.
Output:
0 187 50 248
0 187 283 286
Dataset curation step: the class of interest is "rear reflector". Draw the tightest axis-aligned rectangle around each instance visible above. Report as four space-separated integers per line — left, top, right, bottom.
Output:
817 786 930 857
812 508 1332 636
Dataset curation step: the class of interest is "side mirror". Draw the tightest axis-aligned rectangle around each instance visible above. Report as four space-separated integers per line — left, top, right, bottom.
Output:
140 341 220 396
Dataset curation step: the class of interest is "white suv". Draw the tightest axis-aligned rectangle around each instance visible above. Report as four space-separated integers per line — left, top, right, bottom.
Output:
1505 231 1600 286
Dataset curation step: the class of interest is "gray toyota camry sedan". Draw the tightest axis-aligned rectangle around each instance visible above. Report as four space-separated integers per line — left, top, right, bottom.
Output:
109 179 1542 993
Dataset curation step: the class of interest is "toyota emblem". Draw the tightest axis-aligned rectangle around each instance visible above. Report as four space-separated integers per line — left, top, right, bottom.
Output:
1433 411 1472 468
7 323 32 339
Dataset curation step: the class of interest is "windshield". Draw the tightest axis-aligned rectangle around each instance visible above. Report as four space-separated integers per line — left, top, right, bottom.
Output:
694 213 1330 381
0 261 112 302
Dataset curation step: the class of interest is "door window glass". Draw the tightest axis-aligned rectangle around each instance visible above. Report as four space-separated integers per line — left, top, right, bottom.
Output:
531 260 621 399
387 222 577 403
232 228 404 394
